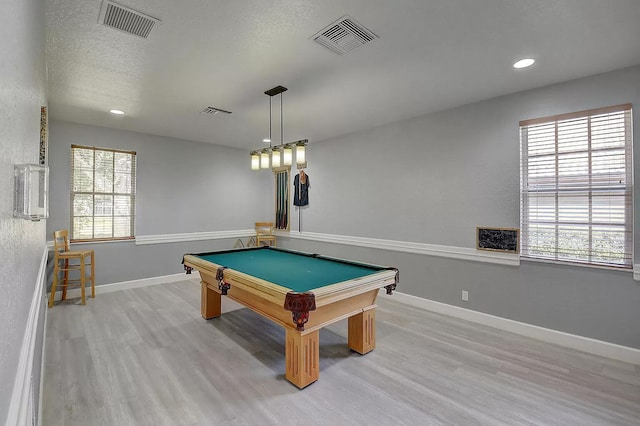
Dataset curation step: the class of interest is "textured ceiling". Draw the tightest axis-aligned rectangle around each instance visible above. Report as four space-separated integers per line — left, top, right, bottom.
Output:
46 0 640 149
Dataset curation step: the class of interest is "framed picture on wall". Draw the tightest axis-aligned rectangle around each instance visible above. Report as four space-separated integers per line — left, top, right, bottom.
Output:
476 227 519 253
39 106 48 165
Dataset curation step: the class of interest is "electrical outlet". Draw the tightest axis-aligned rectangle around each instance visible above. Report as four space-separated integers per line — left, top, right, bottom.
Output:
461 290 469 301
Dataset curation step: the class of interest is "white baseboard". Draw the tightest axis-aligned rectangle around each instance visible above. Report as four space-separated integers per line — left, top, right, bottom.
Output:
56 274 640 365
50 271 640 365
50 272 199 301
6 246 48 426
384 289 640 365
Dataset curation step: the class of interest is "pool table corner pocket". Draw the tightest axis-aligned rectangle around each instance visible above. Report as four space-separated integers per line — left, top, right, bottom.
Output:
283 291 317 331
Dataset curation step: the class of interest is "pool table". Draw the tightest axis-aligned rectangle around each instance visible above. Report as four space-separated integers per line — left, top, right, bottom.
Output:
182 246 398 388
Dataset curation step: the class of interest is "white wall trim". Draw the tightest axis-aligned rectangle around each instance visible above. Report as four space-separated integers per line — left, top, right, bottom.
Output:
49 271 640 366
384 289 640 365
61 229 639 273
633 264 640 281
6 246 48 426
129 229 518 265
49 273 200 301
37 303 48 426
135 229 255 245
279 231 520 266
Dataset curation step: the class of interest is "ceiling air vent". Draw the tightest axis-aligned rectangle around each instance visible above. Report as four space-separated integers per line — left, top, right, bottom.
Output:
98 1 160 39
310 15 378 55
200 107 232 116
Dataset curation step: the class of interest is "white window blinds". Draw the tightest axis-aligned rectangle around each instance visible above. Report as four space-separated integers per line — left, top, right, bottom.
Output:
520 104 632 268
70 145 137 241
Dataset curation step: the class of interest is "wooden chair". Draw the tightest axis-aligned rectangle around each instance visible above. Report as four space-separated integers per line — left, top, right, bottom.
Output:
48 230 95 307
255 222 276 246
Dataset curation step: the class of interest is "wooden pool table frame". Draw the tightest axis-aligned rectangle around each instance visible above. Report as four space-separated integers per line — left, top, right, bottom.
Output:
182 247 398 388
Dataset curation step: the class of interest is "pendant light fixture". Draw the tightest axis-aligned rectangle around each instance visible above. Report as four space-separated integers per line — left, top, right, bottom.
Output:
251 85 308 170
295 141 306 165
260 150 270 169
271 146 281 168
250 151 260 170
283 145 293 166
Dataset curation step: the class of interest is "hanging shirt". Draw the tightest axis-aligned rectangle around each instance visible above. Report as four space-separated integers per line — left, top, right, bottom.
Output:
293 171 309 206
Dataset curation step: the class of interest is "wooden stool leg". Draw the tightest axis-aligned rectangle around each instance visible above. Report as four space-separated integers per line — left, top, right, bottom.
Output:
61 259 69 300
48 258 60 308
90 252 95 298
80 256 86 305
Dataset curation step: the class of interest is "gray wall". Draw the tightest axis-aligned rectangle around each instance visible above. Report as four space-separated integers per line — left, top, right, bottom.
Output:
0 0 47 423
281 66 640 349
47 120 272 284
46 68 640 350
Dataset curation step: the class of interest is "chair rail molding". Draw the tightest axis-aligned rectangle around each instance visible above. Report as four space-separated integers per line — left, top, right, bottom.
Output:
279 231 520 266
6 246 48 426
135 229 255 245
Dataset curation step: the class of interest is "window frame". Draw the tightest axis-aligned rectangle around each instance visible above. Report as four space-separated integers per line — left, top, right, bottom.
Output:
519 104 633 269
70 144 137 242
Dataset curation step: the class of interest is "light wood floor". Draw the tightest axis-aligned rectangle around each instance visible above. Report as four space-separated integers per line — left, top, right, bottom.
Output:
43 280 640 426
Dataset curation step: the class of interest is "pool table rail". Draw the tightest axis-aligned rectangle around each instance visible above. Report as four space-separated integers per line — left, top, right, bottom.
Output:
183 253 397 311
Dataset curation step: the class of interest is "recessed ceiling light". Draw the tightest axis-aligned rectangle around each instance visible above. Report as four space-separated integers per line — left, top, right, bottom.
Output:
263 138 271 143
109 109 125 115
513 58 535 69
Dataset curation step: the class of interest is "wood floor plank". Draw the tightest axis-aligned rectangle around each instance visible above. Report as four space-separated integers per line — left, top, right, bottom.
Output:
43 281 640 425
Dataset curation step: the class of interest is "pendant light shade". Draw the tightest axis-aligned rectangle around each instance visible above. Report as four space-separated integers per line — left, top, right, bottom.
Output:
271 148 281 168
296 143 306 164
260 151 270 169
283 145 293 165
251 86 308 171
251 152 260 170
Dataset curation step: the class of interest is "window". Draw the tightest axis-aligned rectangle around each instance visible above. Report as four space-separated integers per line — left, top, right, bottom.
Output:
70 145 137 241
520 104 632 268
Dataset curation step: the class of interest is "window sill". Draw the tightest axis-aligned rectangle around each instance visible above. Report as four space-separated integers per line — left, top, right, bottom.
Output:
520 256 633 274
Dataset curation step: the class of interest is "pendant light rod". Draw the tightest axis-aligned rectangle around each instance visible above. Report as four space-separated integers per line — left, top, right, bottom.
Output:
263 86 287 151
263 96 272 144
268 96 272 146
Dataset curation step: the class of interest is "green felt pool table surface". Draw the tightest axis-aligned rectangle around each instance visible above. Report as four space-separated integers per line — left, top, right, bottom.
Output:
196 247 384 293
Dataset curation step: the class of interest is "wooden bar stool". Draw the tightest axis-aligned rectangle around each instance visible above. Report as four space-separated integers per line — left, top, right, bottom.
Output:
48 230 95 307
255 222 276 246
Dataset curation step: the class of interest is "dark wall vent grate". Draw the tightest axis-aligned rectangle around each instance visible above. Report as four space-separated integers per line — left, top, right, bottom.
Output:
311 15 378 55
98 1 160 39
200 107 232 116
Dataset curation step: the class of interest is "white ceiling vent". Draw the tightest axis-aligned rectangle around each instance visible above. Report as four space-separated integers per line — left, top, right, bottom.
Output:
98 1 160 39
311 15 378 55
200 107 232 116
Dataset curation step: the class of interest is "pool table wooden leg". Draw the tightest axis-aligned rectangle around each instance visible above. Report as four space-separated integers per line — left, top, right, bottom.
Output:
201 281 221 319
285 329 319 388
348 306 376 355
